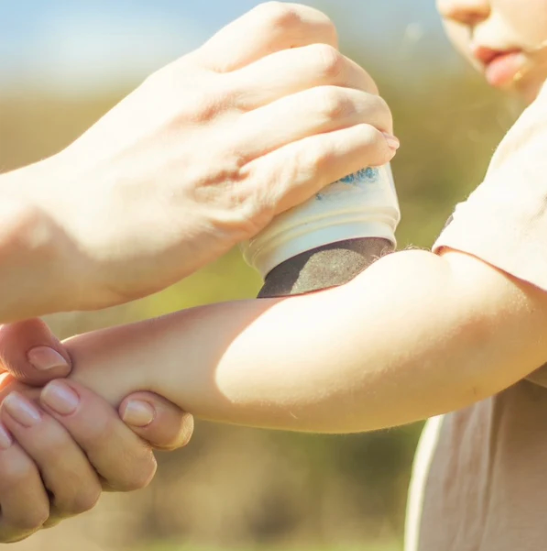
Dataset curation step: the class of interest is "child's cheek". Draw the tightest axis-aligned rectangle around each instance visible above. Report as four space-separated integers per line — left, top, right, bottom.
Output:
497 0 547 48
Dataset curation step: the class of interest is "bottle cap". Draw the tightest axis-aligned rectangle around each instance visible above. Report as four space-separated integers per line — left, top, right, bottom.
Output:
241 164 400 278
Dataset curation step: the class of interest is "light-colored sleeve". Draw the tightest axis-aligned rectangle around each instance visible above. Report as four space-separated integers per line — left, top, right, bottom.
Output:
433 168 547 293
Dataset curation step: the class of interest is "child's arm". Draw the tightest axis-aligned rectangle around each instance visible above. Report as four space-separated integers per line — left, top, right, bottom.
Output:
64 247 547 433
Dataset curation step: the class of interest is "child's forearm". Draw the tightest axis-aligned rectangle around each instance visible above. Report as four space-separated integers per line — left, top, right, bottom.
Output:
66 249 547 433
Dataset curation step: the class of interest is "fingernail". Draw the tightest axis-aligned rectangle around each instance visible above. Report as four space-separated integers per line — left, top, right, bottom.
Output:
3 392 41 427
0 424 12 449
28 346 69 372
121 400 155 428
382 132 400 150
41 381 79 415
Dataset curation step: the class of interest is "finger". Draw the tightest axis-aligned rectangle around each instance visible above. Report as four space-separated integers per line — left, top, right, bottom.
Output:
0 320 71 386
0 373 31 398
194 2 337 72
0 424 50 542
39 380 157 492
119 391 194 451
230 44 378 110
244 123 399 216
0 392 102 522
235 86 393 163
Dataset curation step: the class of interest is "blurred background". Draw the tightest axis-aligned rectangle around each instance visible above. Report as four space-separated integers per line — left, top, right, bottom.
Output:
0 1 518 550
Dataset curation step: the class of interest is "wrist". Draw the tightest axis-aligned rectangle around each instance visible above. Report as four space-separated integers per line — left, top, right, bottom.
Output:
0 158 79 319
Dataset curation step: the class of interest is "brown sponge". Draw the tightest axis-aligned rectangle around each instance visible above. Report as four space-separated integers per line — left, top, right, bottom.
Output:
257 237 394 298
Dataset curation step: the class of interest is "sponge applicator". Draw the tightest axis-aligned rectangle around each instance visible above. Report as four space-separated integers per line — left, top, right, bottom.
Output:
241 165 400 298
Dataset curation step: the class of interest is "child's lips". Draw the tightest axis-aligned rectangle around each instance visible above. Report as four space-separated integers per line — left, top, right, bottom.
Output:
472 46 527 87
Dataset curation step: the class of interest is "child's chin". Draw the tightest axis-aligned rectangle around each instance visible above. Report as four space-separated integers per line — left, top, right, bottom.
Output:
484 70 544 104
512 64 547 103
514 77 546 104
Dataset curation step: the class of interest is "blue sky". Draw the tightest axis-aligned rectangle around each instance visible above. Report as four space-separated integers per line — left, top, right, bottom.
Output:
0 1 459 94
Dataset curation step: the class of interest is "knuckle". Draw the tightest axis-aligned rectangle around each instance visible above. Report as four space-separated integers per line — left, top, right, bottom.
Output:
359 124 394 164
144 57 187 88
255 2 336 42
373 95 393 132
234 179 277 236
359 123 383 148
357 66 380 96
309 44 344 80
307 141 335 173
146 67 228 125
223 192 271 239
171 92 221 125
0 459 36 491
200 162 276 240
10 506 49 533
212 75 241 113
314 86 351 120
70 488 101 515
3 533 33 544
42 517 62 530
190 86 232 123
255 2 302 30
367 76 380 96
45 464 101 517
100 445 157 493
37 427 74 461
80 414 117 451
123 455 157 492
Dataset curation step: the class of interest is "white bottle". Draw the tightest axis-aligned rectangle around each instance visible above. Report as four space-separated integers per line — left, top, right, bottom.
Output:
241 164 401 289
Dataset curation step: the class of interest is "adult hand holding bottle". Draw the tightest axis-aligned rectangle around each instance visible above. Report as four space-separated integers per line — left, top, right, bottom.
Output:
0 2 397 323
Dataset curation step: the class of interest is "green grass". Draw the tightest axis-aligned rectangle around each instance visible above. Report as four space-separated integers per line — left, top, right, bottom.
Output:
138 543 402 551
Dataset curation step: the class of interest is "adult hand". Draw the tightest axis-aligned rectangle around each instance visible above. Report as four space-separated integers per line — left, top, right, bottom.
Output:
4 2 396 318
0 319 193 543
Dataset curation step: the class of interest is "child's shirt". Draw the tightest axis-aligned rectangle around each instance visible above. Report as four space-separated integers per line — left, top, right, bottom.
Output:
405 172 547 551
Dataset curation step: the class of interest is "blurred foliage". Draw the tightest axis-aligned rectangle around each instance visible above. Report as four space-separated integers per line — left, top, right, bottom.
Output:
140 544 399 551
0 5 521 551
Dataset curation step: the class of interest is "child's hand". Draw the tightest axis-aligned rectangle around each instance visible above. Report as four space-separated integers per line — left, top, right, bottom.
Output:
0 320 193 543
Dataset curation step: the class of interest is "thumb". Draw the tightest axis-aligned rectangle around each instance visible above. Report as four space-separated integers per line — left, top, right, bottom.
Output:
0 319 71 386
119 392 194 451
